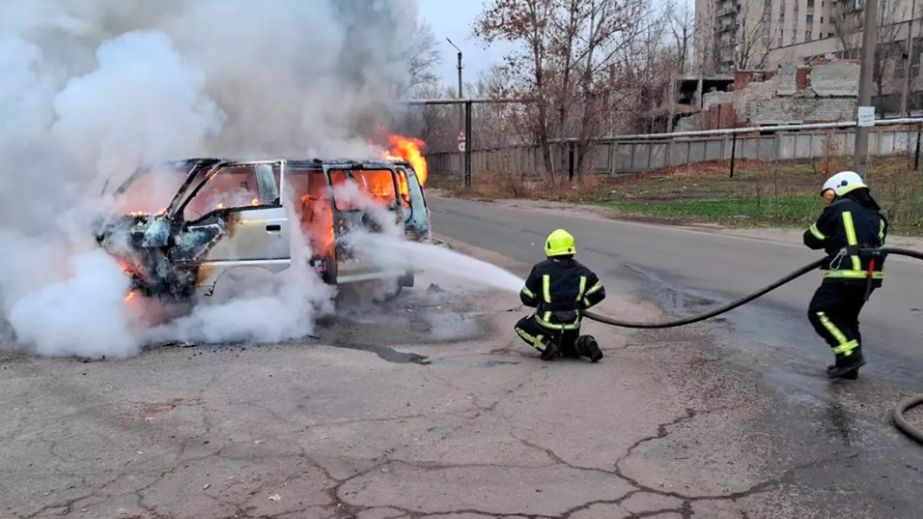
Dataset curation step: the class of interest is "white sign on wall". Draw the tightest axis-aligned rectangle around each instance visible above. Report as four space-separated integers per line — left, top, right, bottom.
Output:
857 106 875 127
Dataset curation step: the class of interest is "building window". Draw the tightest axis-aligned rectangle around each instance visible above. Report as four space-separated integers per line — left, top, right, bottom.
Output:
820 16 824 23
808 0 814 6
807 14 814 24
806 31 813 40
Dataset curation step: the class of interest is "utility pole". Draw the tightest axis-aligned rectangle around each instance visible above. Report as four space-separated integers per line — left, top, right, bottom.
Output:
446 38 463 98
446 38 467 182
446 38 464 127
902 0 919 117
854 0 880 179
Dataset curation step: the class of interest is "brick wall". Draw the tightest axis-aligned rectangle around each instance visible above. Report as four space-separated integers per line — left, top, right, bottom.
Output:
704 102 737 129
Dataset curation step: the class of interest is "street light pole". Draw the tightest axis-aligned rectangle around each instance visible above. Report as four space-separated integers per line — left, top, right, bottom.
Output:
446 38 463 98
854 0 880 179
446 38 468 185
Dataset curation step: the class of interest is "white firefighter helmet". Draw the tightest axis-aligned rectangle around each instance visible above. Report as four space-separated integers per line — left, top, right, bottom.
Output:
821 171 867 197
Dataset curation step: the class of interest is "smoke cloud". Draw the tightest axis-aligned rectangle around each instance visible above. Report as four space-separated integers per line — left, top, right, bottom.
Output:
0 0 423 358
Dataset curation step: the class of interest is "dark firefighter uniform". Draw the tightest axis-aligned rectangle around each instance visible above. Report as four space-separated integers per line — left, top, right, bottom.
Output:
514 229 606 362
803 171 887 379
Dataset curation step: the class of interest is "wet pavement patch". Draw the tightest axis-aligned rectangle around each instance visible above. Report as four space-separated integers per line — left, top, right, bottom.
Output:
428 358 519 368
329 340 430 365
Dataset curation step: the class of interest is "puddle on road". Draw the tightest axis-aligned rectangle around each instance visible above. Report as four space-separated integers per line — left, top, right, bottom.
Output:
328 340 431 365
322 303 487 346
428 358 519 368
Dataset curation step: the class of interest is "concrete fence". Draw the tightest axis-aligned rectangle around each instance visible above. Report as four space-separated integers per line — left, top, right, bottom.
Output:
427 126 923 177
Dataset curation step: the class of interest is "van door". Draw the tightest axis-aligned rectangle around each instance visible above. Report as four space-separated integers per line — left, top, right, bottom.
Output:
173 161 291 291
398 166 430 240
285 166 336 282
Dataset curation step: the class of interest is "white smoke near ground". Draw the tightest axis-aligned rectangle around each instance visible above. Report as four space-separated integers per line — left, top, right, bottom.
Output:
9 250 139 358
144 204 336 346
0 0 420 358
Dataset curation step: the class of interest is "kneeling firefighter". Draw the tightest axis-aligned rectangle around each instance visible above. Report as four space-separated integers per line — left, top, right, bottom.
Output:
514 229 606 362
803 171 887 379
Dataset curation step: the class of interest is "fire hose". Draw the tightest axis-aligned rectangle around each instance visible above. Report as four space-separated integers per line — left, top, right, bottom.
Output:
582 247 923 446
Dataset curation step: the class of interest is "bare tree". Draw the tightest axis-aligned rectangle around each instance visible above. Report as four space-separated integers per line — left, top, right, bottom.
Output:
873 0 911 99
571 0 649 177
476 0 649 182
735 2 771 70
666 0 693 75
693 0 719 76
476 0 559 179
831 0 908 99
399 21 442 98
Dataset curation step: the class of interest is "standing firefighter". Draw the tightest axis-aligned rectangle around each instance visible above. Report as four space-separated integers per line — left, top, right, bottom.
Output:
515 229 606 362
804 171 887 379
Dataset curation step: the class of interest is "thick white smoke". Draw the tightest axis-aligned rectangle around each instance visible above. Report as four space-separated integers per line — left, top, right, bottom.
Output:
0 0 424 358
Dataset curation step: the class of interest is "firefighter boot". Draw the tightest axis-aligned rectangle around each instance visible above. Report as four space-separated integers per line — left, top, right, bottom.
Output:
826 350 865 380
575 335 603 363
540 338 561 361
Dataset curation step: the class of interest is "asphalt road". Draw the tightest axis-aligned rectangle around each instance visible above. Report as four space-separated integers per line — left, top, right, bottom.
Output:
430 196 923 386
3 196 923 518
430 195 923 516
0 279 800 519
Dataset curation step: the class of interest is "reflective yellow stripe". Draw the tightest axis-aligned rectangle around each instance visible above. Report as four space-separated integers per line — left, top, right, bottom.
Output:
542 275 551 304
879 220 886 244
521 286 535 299
576 276 587 302
841 212 861 271
825 270 884 279
817 312 849 346
833 339 860 356
585 281 604 295
515 326 535 343
535 314 582 330
516 327 546 352
808 223 825 241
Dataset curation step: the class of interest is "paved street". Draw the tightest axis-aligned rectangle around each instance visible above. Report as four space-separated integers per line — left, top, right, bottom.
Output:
1 196 922 518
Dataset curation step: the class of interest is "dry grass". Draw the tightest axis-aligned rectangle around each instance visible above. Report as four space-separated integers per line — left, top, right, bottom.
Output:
429 154 923 234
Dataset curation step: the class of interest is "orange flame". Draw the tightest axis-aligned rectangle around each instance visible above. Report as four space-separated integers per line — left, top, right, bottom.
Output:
386 134 428 186
124 290 138 303
128 208 166 217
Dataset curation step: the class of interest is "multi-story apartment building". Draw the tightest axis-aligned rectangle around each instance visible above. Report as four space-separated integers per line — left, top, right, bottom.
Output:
696 0 918 73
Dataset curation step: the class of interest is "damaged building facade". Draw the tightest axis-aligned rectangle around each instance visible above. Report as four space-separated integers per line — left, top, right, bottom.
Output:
678 59 860 130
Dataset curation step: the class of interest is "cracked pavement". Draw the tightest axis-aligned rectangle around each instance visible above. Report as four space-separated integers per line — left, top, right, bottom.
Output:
3 197 923 518
0 282 800 519
4 277 912 519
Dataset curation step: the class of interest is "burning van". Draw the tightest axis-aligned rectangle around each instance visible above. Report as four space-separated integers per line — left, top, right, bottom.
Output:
96 158 430 301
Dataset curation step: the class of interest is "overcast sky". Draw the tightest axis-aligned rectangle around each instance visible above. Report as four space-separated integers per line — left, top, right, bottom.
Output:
417 0 693 91
417 0 514 92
